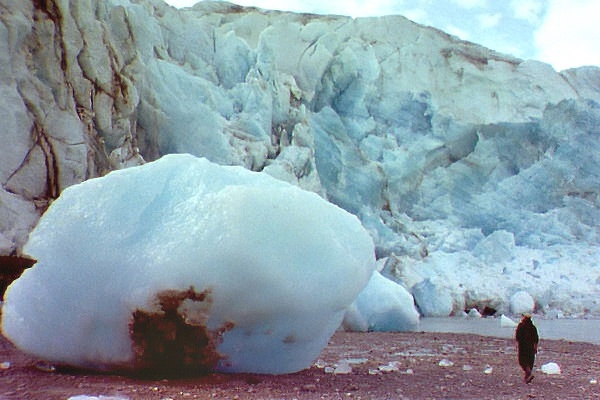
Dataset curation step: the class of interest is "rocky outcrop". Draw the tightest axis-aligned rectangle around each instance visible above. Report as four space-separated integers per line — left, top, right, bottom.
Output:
1 0 143 253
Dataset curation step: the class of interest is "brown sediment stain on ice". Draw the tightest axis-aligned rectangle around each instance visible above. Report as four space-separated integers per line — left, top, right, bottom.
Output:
129 286 234 377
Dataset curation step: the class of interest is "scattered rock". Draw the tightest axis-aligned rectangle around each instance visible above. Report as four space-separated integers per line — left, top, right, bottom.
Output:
301 383 318 392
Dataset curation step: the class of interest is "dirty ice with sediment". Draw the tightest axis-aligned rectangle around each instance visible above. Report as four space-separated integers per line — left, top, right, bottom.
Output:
0 0 599 374
2 155 377 374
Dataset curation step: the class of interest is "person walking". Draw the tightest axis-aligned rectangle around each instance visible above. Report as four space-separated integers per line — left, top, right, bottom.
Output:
515 313 539 383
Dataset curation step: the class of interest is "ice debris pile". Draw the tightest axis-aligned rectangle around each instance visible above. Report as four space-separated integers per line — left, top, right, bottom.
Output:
1 154 376 374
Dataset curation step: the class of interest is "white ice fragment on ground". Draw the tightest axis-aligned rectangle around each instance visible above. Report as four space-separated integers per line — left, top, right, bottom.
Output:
441 343 460 353
378 361 402 373
0 361 10 369
500 314 518 328
344 358 369 365
484 365 493 374
321 359 359 374
333 362 352 375
462 365 473 371
590 378 598 384
438 359 454 367
405 368 414 374
541 362 561 375
467 308 482 318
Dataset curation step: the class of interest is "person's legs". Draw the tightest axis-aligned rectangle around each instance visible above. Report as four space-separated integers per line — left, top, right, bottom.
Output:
519 349 535 383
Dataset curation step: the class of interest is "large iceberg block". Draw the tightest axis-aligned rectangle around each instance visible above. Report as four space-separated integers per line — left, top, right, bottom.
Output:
1 154 376 374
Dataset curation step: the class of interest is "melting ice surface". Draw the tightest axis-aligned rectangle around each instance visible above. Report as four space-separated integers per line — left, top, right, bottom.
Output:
343 270 420 332
1 154 376 374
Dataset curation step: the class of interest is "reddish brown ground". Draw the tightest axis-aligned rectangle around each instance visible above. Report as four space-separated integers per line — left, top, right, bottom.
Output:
2 330 599 400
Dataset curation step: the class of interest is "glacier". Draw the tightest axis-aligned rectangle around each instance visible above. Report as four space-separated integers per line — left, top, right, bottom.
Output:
0 0 599 360
2 154 376 374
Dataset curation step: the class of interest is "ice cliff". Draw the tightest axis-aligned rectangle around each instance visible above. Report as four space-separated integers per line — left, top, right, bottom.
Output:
1 0 599 316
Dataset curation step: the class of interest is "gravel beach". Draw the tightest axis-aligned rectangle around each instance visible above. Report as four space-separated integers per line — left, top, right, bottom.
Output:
2 329 599 400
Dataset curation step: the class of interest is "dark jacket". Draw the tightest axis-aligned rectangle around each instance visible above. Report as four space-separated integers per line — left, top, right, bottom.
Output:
515 317 539 369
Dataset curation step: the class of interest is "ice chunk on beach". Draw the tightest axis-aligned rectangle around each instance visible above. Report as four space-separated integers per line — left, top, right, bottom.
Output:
438 359 454 367
500 314 518 328
541 362 561 375
1 154 376 374
342 271 419 331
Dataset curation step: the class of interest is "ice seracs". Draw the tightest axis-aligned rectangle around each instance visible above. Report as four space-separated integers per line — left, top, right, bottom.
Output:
1 154 376 374
0 0 599 323
411 278 454 317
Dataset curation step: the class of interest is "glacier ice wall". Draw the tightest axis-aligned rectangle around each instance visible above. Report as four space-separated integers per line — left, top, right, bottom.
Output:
0 0 599 315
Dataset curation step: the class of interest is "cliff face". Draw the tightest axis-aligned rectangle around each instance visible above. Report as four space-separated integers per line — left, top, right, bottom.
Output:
1 0 144 253
1 1 599 314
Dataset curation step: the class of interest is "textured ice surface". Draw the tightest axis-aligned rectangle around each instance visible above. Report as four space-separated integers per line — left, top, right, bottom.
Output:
510 291 535 315
342 271 419 331
1 154 375 374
